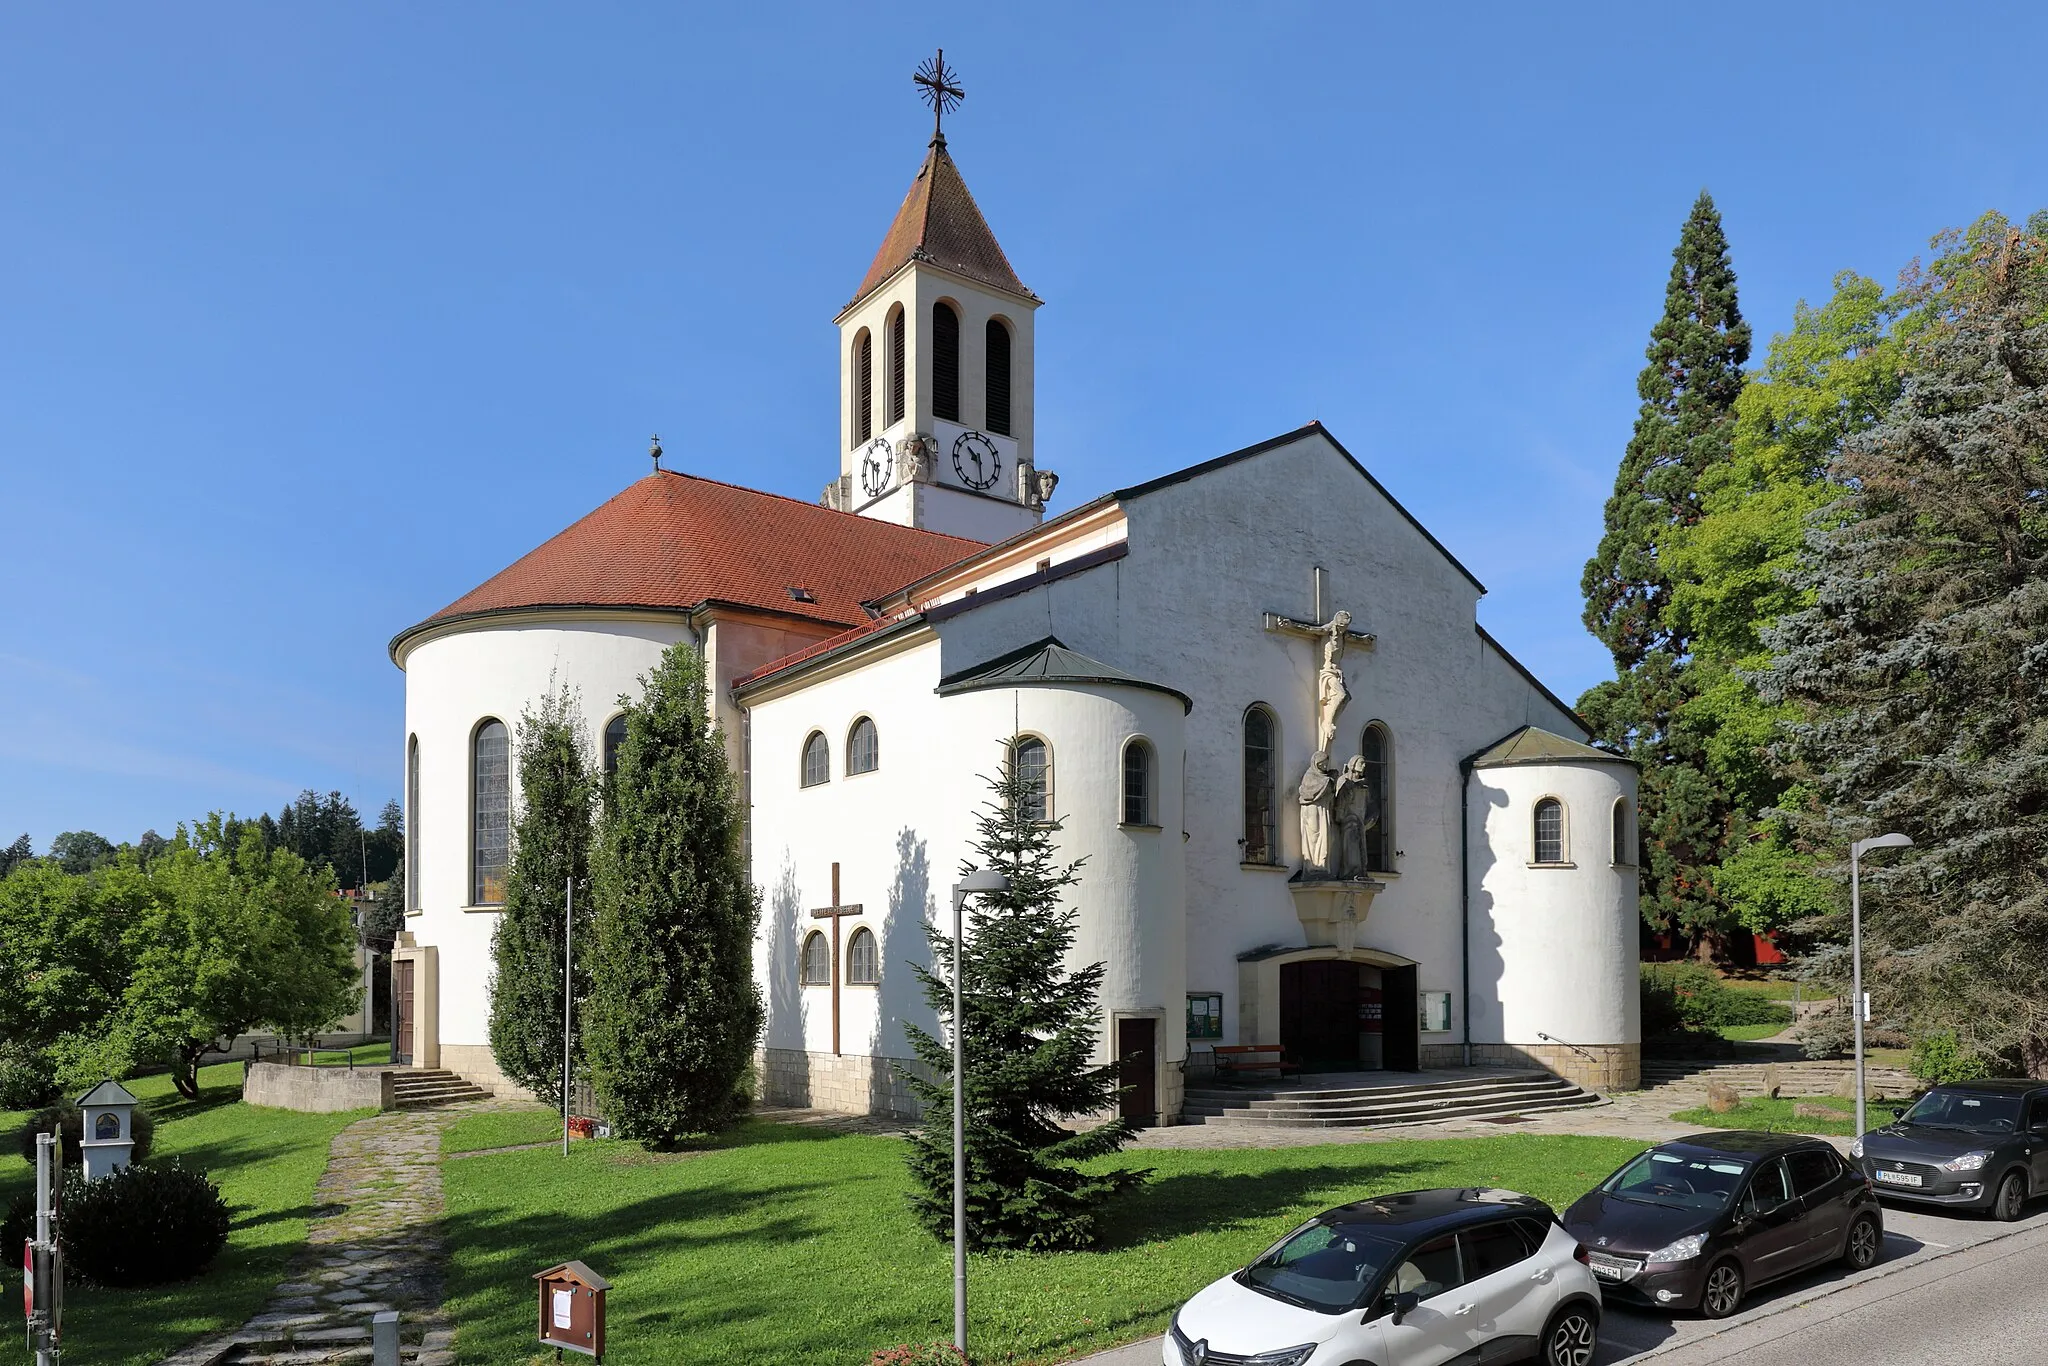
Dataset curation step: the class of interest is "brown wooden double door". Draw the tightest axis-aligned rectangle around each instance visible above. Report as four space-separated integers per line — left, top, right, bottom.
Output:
394 959 416 1065
1117 1017 1158 1127
1280 960 1419 1071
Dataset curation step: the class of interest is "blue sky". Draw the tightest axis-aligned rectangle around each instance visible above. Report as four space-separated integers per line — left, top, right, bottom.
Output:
2 4 2043 847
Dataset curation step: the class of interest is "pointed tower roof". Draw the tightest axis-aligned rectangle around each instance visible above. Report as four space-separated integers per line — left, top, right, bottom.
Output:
849 141 1035 311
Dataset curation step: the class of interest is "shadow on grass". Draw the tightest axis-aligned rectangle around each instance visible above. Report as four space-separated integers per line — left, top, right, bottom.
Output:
1099 1158 1432 1249
147 1084 247 1124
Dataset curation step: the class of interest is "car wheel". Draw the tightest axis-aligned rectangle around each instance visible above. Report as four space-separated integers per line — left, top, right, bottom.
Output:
1699 1260 1744 1319
1842 1214 1881 1270
1992 1171 2026 1222
1540 1304 1598 1366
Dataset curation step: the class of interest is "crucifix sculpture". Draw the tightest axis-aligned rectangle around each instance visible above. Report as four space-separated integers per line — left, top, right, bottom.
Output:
1266 567 1377 877
810 862 864 1057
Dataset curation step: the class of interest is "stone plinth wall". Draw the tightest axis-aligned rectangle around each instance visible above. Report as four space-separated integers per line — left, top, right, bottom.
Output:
759 1048 928 1120
1422 1042 1640 1092
439 1044 535 1102
243 1061 396 1113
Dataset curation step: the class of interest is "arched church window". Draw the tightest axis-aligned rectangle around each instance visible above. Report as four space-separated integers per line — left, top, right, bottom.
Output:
1362 722 1393 872
801 731 830 788
847 717 879 775
853 329 874 446
887 306 906 427
1534 797 1566 865
985 317 1012 435
472 719 510 905
405 734 420 912
1242 705 1278 864
800 931 831 985
602 714 627 778
932 301 961 423
847 927 880 985
1011 736 1050 823
1612 796 1632 866
1122 737 1154 825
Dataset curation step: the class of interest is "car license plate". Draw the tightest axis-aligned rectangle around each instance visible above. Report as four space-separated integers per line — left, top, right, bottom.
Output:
1587 1255 1633 1280
1874 1169 1923 1187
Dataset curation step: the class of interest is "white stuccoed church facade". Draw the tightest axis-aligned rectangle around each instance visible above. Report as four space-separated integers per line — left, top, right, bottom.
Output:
387 117 1641 1124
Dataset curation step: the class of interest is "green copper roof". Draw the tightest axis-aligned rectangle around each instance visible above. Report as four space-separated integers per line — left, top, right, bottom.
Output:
936 637 1192 712
1467 725 1634 770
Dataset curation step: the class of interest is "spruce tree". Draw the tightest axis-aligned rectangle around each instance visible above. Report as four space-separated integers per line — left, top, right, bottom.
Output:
487 687 595 1105
901 763 1145 1252
1759 211 2048 1074
582 644 761 1142
1580 191 1752 955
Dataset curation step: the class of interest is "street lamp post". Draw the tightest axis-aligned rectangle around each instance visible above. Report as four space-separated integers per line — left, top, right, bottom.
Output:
1849 833 1913 1136
949 867 1009 1356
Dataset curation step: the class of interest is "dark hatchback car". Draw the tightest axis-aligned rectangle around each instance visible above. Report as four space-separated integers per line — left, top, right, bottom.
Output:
1854 1080 2048 1220
1562 1131 1881 1319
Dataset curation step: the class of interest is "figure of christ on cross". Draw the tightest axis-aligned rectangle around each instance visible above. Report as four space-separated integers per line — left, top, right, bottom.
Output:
810 862 864 1057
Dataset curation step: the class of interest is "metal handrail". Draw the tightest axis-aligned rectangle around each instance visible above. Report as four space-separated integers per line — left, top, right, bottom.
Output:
1536 1031 1600 1065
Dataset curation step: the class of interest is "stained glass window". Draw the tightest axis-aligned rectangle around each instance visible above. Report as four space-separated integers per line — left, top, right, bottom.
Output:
472 720 509 904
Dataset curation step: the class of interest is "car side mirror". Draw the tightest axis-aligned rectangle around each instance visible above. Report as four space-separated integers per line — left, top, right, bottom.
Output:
1388 1290 1421 1325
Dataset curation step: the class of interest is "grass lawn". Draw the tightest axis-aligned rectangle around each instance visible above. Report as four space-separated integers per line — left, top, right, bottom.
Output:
444 1105 561 1154
1718 1023 1791 1043
1671 1094 1908 1138
0 1060 363 1366
442 1122 1644 1365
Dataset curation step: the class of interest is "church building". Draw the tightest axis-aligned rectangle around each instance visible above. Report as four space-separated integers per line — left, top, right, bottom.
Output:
388 95 1641 1124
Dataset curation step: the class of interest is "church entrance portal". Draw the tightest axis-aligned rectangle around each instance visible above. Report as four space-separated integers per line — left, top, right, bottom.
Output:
1279 959 1419 1071
1117 1017 1158 1127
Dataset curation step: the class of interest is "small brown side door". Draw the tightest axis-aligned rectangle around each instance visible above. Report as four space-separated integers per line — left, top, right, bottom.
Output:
1117 1018 1158 1127
394 959 415 1065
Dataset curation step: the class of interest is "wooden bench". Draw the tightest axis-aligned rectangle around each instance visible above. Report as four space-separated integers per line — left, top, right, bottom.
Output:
1209 1045 1299 1079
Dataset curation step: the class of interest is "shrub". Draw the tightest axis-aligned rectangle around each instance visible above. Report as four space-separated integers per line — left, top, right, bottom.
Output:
62 1161 230 1286
0 1047 58 1109
1 1189 35 1262
1910 1032 1990 1084
1639 965 1794 1035
1796 1009 1854 1060
16 1104 156 1168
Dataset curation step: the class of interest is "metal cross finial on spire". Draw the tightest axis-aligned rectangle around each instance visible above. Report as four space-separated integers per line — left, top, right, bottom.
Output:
913 48 964 146
649 434 663 473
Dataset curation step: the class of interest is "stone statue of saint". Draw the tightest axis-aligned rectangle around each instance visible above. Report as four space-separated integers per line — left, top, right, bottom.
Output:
1297 752 1336 876
896 432 937 484
1314 609 1353 756
1334 753 1381 880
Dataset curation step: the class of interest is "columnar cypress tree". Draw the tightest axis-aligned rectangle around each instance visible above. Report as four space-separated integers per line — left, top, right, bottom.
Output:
487 688 595 1105
583 644 761 1143
901 763 1145 1252
1580 192 1752 955
1760 211 2048 1074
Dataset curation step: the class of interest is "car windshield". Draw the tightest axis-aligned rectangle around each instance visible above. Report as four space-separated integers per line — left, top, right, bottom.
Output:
1239 1221 1404 1313
1602 1149 1749 1211
1901 1091 2021 1135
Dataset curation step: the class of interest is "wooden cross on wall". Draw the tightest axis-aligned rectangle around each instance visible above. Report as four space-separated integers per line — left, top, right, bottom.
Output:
810 863 863 1057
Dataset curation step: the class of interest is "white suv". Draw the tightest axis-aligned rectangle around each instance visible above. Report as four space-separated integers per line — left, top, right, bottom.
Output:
1165 1188 1602 1366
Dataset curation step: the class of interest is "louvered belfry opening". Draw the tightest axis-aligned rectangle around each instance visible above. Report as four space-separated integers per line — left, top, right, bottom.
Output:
853 330 874 445
887 307 907 426
984 317 1011 435
931 301 960 422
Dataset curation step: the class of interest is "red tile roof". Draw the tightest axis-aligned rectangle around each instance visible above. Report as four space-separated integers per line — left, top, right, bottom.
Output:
393 472 984 650
730 609 920 691
851 141 1033 309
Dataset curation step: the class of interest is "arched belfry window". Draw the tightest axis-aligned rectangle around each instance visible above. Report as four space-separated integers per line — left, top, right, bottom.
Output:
1242 705 1279 864
602 714 627 778
1122 737 1154 826
932 301 961 422
801 731 830 788
1010 736 1050 823
1612 796 1632 866
800 931 831 985
985 318 1012 435
847 717 879 775
1361 722 1393 872
405 734 420 911
847 927 880 985
472 719 509 905
852 329 874 446
886 306 907 427
1534 797 1566 866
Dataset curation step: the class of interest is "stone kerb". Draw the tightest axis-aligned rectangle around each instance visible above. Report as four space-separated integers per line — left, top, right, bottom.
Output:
244 1061 397 1113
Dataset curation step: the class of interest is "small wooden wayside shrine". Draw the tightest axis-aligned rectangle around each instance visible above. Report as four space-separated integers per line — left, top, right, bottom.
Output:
534 1259 609 1361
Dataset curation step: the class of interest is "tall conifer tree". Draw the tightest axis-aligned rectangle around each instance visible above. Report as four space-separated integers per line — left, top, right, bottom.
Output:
583 644 761 1142
487 688 595 1105
901 762 1144 1252
1760 212 2048 1074
1580 192 1752 954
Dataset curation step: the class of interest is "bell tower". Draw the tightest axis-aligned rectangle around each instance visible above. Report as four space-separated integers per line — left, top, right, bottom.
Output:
823 52 1053 543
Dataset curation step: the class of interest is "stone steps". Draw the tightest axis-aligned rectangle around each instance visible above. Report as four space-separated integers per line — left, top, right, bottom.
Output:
1638 1058 1919 1103
1187 1071 1605 1128
388 1070 491 1109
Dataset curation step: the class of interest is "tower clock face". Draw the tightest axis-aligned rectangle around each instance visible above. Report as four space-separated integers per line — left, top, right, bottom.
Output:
859 437 894 498
951 431 1003 491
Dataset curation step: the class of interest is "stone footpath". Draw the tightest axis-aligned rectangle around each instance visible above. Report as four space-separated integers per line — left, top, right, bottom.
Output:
160 1105 484 1366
